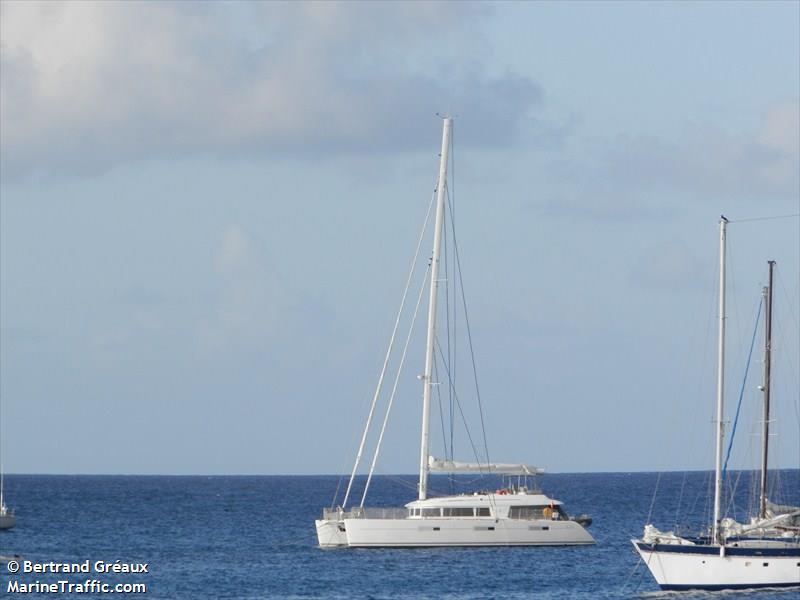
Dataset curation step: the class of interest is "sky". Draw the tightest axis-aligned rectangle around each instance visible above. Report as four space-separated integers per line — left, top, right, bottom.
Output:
1 1 798 476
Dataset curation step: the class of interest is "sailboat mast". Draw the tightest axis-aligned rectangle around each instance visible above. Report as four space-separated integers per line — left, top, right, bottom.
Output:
759 260 775 520
419 117 452 501
712 216 728 543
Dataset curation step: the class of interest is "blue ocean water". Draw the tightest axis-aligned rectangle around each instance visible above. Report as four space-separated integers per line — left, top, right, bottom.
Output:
0 471 798 599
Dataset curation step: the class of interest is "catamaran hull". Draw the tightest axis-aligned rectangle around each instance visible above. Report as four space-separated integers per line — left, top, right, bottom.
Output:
343 518 595 547
633 541 800 590
315 519 348 548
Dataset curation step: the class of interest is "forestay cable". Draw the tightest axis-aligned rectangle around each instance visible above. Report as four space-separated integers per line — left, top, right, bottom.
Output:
340 192 436 509
361 263 431 507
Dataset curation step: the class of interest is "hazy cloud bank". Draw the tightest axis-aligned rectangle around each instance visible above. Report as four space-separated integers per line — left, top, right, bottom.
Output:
536 101 800 220
1 1 543 179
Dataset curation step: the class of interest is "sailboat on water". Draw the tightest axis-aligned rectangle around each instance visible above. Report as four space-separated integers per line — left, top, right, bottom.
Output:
315 117 595 548
0 474 14 530
0 387 14 530
0 423 14 530
633 217 800 590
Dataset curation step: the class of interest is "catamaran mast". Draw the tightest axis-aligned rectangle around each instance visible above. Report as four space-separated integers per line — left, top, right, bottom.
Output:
759 260 775 520
712 215 728 544
419 117 452 501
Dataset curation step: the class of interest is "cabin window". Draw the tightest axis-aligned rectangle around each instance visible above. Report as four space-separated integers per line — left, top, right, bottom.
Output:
508 506 545 519
476 507 490 517
421 508 441 517
443 507 474 517
508 505 567 520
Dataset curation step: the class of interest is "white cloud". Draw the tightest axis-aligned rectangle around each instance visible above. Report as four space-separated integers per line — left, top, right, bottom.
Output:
215 226 253 276
0 1 542 178
759 102 800 157
199 225 286 351
755 101 800 190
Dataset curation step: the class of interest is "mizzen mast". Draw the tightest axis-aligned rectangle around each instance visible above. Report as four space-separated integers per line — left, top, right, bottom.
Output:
758 260 775 520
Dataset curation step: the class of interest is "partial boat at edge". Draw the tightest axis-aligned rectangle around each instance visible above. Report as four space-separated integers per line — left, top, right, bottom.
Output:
633 221 800 590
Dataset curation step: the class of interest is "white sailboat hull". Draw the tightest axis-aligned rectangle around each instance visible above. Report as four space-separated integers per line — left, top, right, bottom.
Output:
633 541 800 590
0 514 15 530
343 517 594 547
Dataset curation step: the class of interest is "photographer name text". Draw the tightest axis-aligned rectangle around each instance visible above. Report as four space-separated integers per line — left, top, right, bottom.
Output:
12 560 148 574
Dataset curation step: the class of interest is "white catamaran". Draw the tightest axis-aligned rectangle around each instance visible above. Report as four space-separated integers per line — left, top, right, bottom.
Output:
633 218 800 590
315 117 595 548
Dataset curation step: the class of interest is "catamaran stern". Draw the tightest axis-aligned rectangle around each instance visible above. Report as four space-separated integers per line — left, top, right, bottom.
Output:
315 518 347 548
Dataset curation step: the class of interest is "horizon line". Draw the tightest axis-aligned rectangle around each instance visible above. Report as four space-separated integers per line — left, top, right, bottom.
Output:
4 467 798 477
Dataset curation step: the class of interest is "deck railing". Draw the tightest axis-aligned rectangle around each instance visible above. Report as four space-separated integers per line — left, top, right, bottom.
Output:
322 507 408 520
